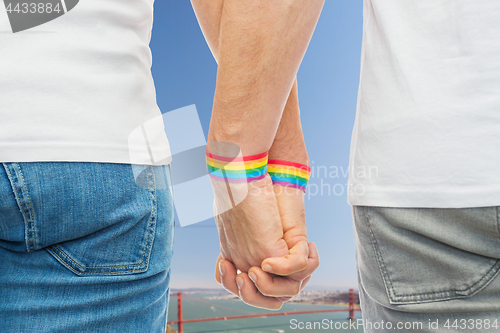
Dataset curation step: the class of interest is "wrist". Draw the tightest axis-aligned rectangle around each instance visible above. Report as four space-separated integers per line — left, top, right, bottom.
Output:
268 159 311 192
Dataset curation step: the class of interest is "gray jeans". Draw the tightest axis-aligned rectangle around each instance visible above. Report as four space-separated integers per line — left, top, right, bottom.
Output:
352 206 500 332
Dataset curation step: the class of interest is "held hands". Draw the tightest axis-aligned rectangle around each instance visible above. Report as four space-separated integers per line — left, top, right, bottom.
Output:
213 177 319 310
213 174 289 272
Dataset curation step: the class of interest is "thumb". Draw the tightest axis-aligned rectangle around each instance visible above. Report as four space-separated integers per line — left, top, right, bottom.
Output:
260 239 309 276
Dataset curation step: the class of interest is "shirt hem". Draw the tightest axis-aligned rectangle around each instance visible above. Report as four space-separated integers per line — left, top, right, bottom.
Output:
0 147 172 166
347 187 500 208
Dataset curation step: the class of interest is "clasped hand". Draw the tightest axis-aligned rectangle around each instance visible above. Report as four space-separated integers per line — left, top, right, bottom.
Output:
212 174 319 310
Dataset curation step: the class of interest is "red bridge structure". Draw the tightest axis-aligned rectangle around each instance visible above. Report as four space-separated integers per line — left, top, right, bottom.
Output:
168 289 361 333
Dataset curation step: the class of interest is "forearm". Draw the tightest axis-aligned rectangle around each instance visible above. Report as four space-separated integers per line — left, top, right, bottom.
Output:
192 0 319 158
194 0 323 156
268 80 309 166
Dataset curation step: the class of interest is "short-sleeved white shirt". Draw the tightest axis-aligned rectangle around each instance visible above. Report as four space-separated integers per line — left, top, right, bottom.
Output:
0 0 171 165
348 0 500 208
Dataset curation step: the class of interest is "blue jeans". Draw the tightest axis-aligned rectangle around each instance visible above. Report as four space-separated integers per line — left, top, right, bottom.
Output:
353 206 500 332
0 162 175 333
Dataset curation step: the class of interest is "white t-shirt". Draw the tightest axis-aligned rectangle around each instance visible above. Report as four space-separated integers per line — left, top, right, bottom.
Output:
0 0 171 165
348 0 500 208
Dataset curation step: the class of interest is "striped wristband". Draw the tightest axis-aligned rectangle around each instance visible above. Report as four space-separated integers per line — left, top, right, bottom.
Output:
267 159 311 192
206 150 269 183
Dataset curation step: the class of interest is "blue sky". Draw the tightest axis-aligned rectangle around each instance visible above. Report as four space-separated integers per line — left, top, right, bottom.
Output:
150 0 364 289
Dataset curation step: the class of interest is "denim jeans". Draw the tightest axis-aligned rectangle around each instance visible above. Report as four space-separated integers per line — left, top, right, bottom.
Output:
0 162 175 333
353 206 500 332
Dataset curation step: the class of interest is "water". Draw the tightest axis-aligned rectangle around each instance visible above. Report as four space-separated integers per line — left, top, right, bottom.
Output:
167 293 364 333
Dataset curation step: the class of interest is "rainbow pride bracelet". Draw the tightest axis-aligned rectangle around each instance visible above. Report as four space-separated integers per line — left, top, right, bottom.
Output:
206 150 268 183
267 159 311 192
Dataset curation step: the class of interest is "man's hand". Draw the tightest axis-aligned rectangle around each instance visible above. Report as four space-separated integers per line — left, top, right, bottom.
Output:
214 185 320 310
213 174 289 273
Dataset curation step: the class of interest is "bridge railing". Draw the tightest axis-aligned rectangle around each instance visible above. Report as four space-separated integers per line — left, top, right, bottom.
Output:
168 289 361 333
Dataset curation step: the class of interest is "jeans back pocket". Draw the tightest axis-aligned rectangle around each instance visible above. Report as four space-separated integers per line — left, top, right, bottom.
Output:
358 206 500 305
5 162 161 276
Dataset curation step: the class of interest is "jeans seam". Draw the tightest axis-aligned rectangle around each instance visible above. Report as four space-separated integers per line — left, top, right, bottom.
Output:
52 245 147 269
142 165 157 271
363 206 398 302
2 163 37 252
15 164 37 251
47 248 148 275
393 261 500 297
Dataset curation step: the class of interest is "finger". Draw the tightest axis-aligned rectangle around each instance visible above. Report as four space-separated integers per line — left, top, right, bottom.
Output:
236 272 284 310
215 254 223 284
283 242 320 282
247 266 302 297
299 275 312 292
246 269 314 299
302 241 320 277
219 259 241 298
247 242 319 298
261 240 309 276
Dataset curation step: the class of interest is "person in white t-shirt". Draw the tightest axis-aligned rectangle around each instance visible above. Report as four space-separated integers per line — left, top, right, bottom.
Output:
0 1 324 331
348 1 500 330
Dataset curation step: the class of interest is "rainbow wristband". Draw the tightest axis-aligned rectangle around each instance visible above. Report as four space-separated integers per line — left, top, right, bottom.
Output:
206 150 268 183
267 159 311 192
